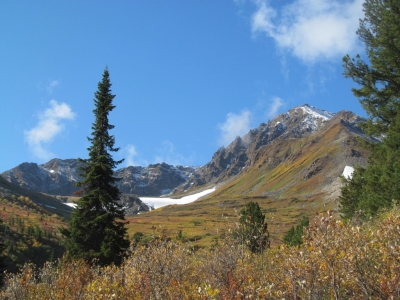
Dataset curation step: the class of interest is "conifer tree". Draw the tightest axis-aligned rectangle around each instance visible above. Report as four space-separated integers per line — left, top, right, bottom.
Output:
61 67 129 266
283 215 309 247
340 0 400 218
343 0 400 136
234 201 270 253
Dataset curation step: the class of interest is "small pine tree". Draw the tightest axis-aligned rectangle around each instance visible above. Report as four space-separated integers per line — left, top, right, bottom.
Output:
60 67 130 266
234 201 270 253
283 215 309 247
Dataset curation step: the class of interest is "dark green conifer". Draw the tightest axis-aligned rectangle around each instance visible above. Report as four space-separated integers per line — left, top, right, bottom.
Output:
60 67 129 266
343 0 400 136
340 0 400 218
283 215 309 247
234 201 270 253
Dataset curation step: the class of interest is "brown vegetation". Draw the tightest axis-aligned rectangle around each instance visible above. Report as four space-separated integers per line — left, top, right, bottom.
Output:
2 207 399 299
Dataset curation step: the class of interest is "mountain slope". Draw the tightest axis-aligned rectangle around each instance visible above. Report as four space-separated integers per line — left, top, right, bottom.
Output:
1 159 80 196
212 110 369 201
0 175 72 219
0 175 72 271
174 104 358 192
1 160 196 197
125 106 371 245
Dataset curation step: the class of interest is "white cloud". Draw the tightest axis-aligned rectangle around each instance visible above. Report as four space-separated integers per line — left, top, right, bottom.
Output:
46 80 60 94
251 0 363 63
25 100 75 160
267 97 284 118
125 144 138 166
218 110 251 146
123 144 149 167
154 140 193 166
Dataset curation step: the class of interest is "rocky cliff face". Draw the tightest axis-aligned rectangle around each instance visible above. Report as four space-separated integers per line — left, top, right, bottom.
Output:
1 159 196 197
114 163 196 196
1 159 80 196
207 107 371 202
175 104 344 192
117 194 150 215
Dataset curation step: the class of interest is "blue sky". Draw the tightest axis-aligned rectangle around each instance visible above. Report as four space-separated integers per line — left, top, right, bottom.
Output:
0 0 367 172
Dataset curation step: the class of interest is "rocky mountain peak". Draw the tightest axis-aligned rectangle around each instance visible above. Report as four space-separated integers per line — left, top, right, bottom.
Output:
41 158 81 182
174 104 363 193
115 162 196 196
270 104 335 137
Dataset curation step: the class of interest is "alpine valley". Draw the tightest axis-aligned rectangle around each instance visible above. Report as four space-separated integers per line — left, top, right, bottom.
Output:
0 104 373 245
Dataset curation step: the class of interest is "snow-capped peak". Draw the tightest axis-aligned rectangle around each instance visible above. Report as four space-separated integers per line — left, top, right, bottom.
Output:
300 104 335 120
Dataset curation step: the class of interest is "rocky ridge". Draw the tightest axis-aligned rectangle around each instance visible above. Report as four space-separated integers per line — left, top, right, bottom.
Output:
1 160 196 198
174 104 358 192
114 163 196 196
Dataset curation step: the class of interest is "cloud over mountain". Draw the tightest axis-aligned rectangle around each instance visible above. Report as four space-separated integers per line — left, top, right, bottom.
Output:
218 110 251 146
24 100 75 160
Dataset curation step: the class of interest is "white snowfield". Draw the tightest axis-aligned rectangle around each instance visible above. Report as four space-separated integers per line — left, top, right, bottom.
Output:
140 187 216 209
342 166 355 180
65 202 77 208
64 187 216 210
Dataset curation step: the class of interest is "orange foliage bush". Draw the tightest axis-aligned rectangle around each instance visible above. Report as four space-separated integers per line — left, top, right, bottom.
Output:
1 208 399 299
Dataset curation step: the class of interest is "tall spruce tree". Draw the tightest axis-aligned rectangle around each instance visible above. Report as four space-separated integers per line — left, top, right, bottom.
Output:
61 67 129 266
340 0 400 218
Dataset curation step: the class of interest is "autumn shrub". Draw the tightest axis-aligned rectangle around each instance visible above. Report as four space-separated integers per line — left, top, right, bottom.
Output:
1 207 399 299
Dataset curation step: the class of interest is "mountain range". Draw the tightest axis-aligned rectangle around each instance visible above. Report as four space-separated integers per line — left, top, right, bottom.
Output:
0 104 372 216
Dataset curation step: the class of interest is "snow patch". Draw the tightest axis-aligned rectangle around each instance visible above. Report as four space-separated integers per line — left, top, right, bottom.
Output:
64 202 77 208
342 166 354 180
301 105 334 121
140 187 216 209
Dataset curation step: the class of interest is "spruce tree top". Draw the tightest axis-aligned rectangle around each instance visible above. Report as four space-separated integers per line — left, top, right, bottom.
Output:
78 67 123 199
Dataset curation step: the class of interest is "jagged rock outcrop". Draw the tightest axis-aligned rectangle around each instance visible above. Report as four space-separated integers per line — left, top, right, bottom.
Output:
115 163 196 196
175 104 341 191
117 194 149 215
1 159 196 197
1 159 80 196
208 107 371 202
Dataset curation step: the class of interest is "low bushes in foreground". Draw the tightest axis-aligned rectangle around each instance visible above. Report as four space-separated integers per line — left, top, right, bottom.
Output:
1 208 400 299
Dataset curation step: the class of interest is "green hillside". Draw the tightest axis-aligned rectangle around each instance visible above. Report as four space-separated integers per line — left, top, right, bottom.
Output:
0 176 70 272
